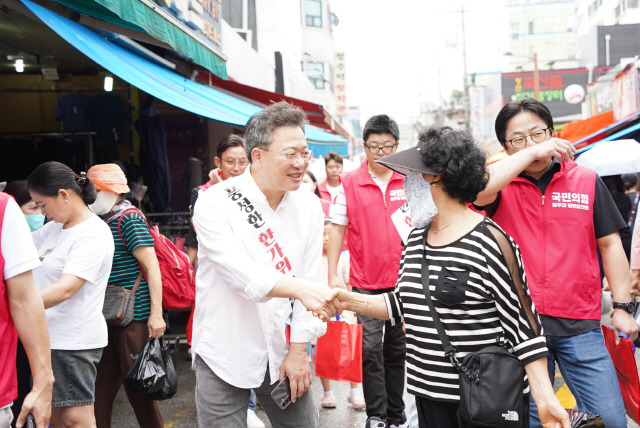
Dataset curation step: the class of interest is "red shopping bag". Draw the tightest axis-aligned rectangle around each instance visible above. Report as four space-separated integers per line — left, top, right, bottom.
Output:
315 320 362 383
601 325 640 423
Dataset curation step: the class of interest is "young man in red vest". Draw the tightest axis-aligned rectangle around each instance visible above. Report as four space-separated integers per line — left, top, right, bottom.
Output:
318 152 343 204
475 98 637 428
327 115 407 428
0 193 53 428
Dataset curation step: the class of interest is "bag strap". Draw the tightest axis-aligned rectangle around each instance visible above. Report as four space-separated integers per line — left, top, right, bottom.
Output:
116 207 148 292
483 220 541 336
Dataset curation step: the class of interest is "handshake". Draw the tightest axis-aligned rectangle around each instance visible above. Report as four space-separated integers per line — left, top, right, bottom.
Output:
297 282 363 321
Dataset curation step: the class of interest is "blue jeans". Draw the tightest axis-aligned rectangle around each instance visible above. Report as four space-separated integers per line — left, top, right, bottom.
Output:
529 329 626 428
248 390 256 411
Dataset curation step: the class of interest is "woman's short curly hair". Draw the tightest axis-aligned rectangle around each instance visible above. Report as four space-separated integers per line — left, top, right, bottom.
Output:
418 126 488 203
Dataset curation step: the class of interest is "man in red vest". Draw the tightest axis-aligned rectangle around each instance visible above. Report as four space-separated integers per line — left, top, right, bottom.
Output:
327 115 407 428
0 193 53 428
475 98 637 428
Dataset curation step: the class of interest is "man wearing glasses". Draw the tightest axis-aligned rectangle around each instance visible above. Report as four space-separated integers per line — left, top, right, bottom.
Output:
327 115 407 428
475 98 637 428
192 101 340 428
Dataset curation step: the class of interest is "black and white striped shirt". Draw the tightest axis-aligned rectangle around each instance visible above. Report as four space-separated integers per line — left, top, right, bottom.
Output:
383 218 547 402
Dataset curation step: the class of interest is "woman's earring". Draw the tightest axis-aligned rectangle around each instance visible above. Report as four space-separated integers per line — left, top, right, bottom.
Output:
65 200 68 203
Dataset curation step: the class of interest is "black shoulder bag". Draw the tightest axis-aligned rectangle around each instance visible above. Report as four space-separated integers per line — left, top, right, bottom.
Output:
420 224 526 428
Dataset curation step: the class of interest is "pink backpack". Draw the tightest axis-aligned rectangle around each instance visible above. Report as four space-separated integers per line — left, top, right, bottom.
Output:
118 208 195 310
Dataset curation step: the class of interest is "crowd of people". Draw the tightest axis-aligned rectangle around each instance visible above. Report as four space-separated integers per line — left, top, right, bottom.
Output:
0 97 638 428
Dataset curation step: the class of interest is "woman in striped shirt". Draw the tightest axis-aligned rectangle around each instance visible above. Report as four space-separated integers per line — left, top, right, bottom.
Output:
337 127 569 428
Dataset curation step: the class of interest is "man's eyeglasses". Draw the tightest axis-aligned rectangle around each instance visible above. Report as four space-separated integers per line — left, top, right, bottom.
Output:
222 158 249 167
259 148 313 164
364 143 398 154
506 128 551 149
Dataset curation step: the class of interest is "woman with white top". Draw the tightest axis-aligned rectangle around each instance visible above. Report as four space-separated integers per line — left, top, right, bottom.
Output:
27 161 114 428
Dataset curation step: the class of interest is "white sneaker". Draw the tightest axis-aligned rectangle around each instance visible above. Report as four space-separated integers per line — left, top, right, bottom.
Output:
247 409 265 428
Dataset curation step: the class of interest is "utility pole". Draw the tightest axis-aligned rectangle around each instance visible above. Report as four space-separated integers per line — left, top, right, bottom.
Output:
460 3 470 132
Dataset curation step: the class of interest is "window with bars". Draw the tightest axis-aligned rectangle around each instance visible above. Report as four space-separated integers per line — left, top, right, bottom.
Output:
305 0 323 27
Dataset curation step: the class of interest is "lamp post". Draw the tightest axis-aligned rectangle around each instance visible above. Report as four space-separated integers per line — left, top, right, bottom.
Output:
504 51 540 101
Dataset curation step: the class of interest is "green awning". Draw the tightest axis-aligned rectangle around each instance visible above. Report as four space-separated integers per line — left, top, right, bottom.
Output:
54 0 227 79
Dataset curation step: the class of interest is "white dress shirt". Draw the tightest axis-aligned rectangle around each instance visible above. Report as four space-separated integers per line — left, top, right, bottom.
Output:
192 167 326 388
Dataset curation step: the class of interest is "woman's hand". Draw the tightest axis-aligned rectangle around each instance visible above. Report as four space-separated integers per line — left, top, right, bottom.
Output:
147 312 166 338
538 398 571 428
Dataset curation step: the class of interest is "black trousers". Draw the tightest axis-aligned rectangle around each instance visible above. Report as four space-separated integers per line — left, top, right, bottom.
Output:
415 395 530 428
354 287 407 424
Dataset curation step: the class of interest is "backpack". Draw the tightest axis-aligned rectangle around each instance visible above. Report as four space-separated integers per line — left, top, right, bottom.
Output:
117 207 195 310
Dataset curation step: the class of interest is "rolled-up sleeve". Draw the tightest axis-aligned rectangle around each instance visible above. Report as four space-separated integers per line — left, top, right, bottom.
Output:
193 187 281 302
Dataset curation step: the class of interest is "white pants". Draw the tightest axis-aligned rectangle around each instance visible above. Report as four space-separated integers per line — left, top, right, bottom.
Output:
0 404 13 428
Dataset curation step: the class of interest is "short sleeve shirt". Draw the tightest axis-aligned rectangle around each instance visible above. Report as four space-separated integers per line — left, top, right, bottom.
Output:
108 212 155 321
2 198 40 280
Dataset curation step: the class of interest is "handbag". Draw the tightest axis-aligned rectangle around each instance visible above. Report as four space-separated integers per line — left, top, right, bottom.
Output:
419 224 526 427
102 272 142 326
315 318 363 383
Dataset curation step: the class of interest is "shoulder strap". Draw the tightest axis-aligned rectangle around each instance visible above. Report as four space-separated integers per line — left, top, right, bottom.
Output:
117 207 150 249
484 220 541 336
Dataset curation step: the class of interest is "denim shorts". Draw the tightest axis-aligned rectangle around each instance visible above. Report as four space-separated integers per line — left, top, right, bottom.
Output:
51 348 103 407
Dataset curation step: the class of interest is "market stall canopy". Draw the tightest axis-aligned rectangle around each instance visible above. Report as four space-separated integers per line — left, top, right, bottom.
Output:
557 110 614 147
570 111 640 150
575 139 640 176
52 0 227 79
22 0 347 144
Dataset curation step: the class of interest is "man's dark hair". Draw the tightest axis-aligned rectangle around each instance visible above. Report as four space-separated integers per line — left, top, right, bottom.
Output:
244 101 309 162
495 98 554 148
4 180 31 207
418 126 488 203
324 152 343 166
216 134 245 159
362 114 399 142
622 173 638 192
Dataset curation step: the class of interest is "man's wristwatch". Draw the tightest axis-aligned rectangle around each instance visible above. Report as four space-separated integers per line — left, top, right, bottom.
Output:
612 301 635 314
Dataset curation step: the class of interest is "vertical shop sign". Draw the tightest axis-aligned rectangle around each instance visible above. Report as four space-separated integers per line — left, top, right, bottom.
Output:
334 51 347 117
469 86 486 141
612 64 639 122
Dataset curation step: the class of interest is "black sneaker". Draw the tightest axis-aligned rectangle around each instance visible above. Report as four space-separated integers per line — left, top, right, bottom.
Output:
366 416 386 428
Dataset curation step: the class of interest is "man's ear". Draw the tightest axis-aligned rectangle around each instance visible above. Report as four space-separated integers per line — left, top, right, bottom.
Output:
251 147 263 166
214 157 221 169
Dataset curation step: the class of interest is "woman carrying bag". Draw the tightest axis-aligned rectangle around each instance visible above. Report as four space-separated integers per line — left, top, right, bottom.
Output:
87 164 166 428
28 162 114 428
336 127 570 428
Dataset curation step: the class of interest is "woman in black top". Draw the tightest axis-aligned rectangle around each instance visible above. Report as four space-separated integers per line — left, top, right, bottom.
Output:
337 127 569 428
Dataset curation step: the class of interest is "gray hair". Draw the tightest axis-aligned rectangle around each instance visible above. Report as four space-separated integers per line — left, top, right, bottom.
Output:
244 101 309 162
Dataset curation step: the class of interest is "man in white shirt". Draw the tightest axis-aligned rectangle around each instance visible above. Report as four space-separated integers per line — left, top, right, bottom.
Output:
192 101 341 428
0 194 54 428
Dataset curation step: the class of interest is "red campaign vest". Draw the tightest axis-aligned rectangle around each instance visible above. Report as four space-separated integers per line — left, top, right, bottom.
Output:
318 178 340 204
342 161 406 290
197 180 215 193
492 161 600 320
0 193 19 407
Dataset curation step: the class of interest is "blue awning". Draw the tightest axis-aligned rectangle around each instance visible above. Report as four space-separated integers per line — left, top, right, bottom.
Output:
576 121 640 154
22 0 347 144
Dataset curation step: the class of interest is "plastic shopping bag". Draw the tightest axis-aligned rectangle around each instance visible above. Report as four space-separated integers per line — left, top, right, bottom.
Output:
125 337 165 394
567 409 604 427
601 325 640 423
151 337 179 400
315 320 362 383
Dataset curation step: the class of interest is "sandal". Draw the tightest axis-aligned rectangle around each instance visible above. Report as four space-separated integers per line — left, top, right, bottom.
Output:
321 393 337 408
347 393 366 409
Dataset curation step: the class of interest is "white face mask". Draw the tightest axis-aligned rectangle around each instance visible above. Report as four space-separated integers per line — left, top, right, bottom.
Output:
89 191 118 215
404 171 438 229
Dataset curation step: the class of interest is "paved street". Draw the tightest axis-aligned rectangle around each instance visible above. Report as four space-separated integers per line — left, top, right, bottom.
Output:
109 308 640 427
